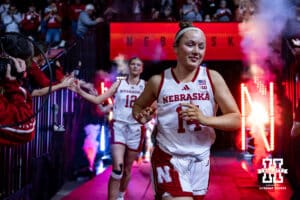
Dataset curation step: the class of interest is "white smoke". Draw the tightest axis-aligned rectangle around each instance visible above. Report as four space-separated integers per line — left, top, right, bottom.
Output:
240 0 296 79
239 0 297 166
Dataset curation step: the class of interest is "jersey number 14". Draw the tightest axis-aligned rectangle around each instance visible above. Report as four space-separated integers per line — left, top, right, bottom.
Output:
176 105 202 133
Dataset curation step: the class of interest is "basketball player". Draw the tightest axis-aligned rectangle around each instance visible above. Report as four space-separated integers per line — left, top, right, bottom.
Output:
70 57 147 200
108 57 147 200
132 22 241 200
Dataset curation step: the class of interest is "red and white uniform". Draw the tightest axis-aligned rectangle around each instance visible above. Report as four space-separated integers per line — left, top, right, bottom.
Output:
152 66 217 197
156 66 216 156
113 79 145 123
110 79 146 151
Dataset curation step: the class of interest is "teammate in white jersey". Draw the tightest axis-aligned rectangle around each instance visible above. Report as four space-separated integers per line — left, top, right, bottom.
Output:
132 22 241 200
70 57 147 200
108 57 147 200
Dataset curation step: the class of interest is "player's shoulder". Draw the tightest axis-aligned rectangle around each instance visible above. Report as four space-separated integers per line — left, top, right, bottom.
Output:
148 74 162 85
206 68 224 83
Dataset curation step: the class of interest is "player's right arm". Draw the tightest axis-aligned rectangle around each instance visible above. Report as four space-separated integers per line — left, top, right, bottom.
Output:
132 75 160 124
71 79 120 104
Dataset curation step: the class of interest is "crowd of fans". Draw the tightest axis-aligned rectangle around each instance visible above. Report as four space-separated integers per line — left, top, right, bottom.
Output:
0 0 256 48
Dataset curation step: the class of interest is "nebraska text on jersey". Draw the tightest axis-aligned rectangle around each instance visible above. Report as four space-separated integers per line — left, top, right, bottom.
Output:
119 89 141 94
162 92 210 104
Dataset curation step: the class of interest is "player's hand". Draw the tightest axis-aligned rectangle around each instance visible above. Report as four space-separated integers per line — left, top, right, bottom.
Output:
68 79 82 93
61 76 74 87
135 107 156 124
179 102 205 123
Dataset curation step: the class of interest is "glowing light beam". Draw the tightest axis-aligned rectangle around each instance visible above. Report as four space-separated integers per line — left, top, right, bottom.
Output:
241 82 274 152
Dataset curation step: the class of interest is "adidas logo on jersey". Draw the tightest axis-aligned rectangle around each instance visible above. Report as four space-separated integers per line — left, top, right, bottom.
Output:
182 85 190 90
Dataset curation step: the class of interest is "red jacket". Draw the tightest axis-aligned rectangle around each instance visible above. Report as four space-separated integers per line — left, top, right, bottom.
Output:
29 62 65 87
0 79 35 145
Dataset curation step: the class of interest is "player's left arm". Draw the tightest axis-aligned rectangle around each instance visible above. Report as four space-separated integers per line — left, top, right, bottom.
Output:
207 69 241 130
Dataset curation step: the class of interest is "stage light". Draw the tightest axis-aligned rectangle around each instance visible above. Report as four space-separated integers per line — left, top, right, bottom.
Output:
100 125 106 152
241 81 275 152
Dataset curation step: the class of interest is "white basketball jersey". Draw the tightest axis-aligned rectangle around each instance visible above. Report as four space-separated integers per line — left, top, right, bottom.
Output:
156 66 217 158
113 79 145 123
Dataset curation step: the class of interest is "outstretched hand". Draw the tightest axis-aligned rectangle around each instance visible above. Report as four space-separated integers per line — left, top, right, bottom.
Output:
60 75 74 88
68 79 82 93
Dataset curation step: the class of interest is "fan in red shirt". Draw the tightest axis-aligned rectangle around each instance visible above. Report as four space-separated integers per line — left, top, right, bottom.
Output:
20 4 41 40
0 34 72 145
0 33 36 145
28 41 73 97
29 44 65 87
0 57 35 145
